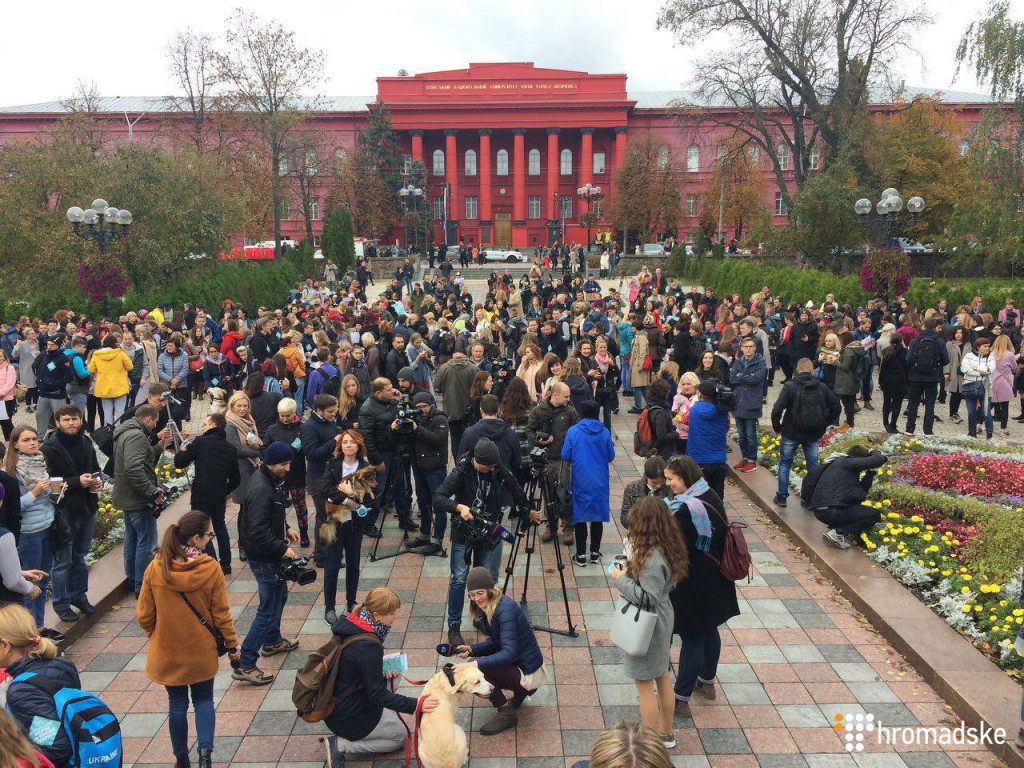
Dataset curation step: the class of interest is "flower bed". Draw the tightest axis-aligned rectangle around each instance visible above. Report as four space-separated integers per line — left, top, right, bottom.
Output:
755 430 1024 675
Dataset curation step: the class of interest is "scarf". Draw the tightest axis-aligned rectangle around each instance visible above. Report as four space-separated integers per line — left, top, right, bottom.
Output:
668 478 713 553
225 410 260 467
15 452 49 492
595 349 611 372
356 606 391 643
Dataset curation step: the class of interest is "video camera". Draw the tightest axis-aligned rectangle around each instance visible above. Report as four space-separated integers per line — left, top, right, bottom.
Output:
528 445 548 477
463 505 514 551
151 483 182 519
277 556 317 586
482 356 513 376
394 394 418 437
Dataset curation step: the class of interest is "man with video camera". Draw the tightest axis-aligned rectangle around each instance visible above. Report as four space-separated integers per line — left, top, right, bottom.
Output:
526 382 580 545
359 377 417 536
434 438 538 647
406 392 449 555
235 441 302 686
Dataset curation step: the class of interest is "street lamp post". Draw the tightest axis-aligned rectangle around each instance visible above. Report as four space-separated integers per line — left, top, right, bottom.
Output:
398 183 423 255
576 183 602 253
66 199 133 255
854 188 925 250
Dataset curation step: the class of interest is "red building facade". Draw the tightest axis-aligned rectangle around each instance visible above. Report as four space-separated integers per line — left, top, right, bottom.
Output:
0 62 997 249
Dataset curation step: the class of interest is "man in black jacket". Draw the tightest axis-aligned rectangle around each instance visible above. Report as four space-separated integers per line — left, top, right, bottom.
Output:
526 383 579 545
41 405 102 623
803 446 887 549
787 309 819 364
249 317 278 364
359 378 416 535
770 358 842 506
384 335 407 387
434 439 536 647
0 468 21 541
235 442 300 685
174 412 240 572
303 394 341 562
407 392 449 555
905 317 950 436
457 395 521 470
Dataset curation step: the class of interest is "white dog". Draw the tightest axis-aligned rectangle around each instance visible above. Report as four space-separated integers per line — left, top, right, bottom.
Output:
417 664 494 768
207 387 227 415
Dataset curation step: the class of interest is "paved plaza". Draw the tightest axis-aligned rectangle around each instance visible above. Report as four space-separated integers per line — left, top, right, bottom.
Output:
63 405 1005 768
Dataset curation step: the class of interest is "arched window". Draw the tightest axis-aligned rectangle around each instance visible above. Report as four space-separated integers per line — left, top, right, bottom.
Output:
560 148 572 175
304 150 318 176
807 145 819 171
960 139 969 157
465 149 477 176
496 149 509 176
659 145 671 171
777 144 790 170
528 148 541 175
432 149 445 176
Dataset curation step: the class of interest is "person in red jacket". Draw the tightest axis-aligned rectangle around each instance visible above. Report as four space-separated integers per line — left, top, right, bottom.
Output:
220 320 244 366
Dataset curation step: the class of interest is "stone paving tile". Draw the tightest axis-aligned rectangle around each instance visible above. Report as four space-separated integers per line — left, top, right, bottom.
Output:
66 407 1006 767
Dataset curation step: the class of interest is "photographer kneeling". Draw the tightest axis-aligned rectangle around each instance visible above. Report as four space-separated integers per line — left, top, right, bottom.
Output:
453 567 547 736
802 445 888 550
325 587 439 768
235 441 303 685
434 438 537 648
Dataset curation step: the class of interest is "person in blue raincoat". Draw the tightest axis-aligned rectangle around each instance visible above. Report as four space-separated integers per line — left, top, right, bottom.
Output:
561 400 615 568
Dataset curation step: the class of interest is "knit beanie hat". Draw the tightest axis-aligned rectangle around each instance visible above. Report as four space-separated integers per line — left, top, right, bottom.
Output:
397 366 417 382
467 566 495 592
264 441 293 466
473 438 500 467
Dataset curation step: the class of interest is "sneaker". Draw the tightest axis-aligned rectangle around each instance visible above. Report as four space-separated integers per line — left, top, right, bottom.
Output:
740 461 757 473
54 606 79 624
823 529 851 550
627 407 643 414
448 623 464 647
732 459 750 470
39 627 65 643
71 599 96 616
572 554 588 567
933 415 943 423
862 402 874 410
674 700 692 718
322 736 346 768
400 519 420 532
590 551 602 563
259 638 299 657
772 494 787 507
325 609 338 625
950 415 964 424
661 731 676 749
232 666 275 685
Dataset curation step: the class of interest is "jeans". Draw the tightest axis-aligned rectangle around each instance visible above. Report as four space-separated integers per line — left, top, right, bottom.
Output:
621 356 632 394
240 560 288 669
311 488 327 561
882 391 905 430
776 438 819 500
965 392 993 436
596 391 614 429
18 529 52 627
905 381 938 434
323 522 363 611
193 499 230 567
447 540 504 626
293 378 306 419
859 362 874 401
413 467 447 540
368 451 411 526
124 509 158 595
51 510 96 609
165 678 215 757
675 628 722 700
632 385 648 409
404 277 414 295
100 396 128 424
839 394 856 427
735 418 758 462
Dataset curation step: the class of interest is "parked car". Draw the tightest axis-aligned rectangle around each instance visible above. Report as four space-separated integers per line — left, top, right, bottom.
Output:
481 248 528 263
642 243 666 256
898 238 933 253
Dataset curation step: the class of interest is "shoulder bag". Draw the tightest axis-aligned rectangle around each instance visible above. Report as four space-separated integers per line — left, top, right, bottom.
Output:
179 591 230 656
610 581 657 657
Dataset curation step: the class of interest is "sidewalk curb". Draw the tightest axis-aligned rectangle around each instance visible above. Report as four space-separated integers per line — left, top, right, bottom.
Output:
728 437 1023 768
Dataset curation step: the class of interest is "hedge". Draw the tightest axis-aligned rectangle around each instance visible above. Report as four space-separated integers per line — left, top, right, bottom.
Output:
0 258 305 320
673 251 1024 310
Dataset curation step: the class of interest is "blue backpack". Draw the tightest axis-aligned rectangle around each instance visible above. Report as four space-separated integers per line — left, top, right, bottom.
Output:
10 672 122 768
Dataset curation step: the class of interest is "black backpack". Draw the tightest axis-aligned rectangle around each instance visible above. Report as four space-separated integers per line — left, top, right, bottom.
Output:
438 330 455 356
910 336 942 376
790 381 825 435
323 372 341 399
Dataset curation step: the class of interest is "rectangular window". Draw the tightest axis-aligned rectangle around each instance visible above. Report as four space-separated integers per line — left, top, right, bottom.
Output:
685 194 697 216
401 154 412 176
528 195 541 219
433 197 444 220
774 193 788 216
312 236 321 247
593 152 606 175
465 196 478 220
280 200 290 219
310 199 320 221
559 195 572 219
591 199 604 219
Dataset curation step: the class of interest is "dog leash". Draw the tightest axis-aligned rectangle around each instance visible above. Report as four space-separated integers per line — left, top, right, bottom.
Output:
389 675 430 768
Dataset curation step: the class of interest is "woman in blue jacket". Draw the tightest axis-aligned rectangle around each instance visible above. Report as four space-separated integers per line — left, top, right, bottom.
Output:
685 381 730 502
454 567 547 737
561 400 615 566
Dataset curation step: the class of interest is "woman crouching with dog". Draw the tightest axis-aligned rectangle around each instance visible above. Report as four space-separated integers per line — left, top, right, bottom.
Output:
324 587 439 767
453 566 547 736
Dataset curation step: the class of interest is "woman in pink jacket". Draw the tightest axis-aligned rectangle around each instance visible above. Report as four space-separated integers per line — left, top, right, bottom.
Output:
0 349 17 439
671 372 700 455
990 335 1017 437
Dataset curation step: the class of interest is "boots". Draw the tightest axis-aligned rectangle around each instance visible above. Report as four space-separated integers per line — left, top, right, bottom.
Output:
299 527 310 549
479 703 517 735
174 756 191 768
448 623 464 647
197 747 212 768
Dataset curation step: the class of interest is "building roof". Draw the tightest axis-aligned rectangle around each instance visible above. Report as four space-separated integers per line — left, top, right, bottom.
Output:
0 86 997 115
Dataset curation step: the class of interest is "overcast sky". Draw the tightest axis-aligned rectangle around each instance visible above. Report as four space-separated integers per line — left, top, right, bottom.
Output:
2 0 999 107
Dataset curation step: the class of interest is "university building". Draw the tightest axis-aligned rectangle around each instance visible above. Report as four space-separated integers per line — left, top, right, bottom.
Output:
0 62 997 250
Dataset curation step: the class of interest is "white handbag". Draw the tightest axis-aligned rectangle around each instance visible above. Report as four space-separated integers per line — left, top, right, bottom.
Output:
610 590 657 657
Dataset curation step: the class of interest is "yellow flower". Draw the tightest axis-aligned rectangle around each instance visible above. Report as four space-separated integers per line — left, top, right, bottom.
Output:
963 575 973 581
961 586 971 594
962 605 973 613
974 605 983 612
882 499 891 506
1001 600 1008 607
942 570 952 577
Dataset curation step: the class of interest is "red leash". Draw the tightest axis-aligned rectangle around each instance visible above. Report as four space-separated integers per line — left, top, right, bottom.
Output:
390 675 431 768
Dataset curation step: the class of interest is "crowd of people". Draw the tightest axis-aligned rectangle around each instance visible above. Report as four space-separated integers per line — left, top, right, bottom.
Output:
0 246 1021 768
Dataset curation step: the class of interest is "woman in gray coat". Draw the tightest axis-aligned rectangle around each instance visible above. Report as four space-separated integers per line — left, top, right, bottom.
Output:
13 330 39 412
945 326 970 424
612 496 690 749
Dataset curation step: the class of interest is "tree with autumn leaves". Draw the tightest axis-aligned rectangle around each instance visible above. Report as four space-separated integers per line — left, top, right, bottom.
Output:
608 135 681 244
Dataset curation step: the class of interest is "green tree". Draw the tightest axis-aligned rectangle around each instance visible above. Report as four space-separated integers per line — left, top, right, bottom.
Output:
607 135 680 243
957 0 1024 103
322 206 356 273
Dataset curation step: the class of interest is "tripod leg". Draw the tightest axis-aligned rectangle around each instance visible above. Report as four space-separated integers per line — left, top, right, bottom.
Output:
369 459 401 562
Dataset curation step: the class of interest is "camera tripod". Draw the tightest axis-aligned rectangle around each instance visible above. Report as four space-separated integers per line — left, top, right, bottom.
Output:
369 443 447 562
501 466 578 638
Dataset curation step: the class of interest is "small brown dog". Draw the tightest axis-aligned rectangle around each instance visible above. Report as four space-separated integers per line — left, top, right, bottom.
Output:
320 465 378 544
207 387 227 415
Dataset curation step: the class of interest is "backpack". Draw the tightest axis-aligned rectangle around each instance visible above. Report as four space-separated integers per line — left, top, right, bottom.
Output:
790 381 826 435
92 422 117 475
438 330 455 356
703 503 752 583
910 335 942 376
69 352 91 385
854 349 869 382
11 672 123 768
292 633 381 723
323 372 341 399
633 406 661 456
